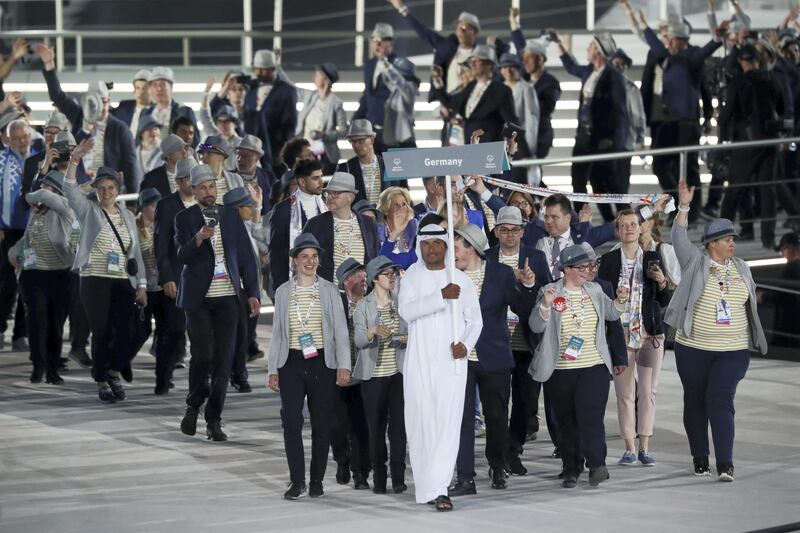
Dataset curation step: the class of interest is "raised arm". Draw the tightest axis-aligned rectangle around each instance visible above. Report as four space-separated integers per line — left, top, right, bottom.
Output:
671 180 702 268
25 189 73 218
35 43 82 126
388 0 446 49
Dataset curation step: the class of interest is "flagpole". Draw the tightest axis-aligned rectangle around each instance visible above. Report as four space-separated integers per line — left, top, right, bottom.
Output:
444 175 461 375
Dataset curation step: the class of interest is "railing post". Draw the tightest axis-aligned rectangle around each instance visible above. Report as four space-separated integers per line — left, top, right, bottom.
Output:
182 37 190 67
586 0 595 31
273 0 283 52
242 0 252 68
355 0 365 67
76 35 83 73
434 0 443 31
679 150 687 184
55 0 64 70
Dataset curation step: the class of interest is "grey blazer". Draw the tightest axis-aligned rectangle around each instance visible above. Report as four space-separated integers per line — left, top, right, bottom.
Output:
664 222 768 354
8 189 75 269
381 62 417 146
63 179 146 289
528 279 623 382
295 89 348 163
268 276 351 374
352 291 408 380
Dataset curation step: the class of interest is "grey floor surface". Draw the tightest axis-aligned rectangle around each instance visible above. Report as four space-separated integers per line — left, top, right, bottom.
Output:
1 326 799 533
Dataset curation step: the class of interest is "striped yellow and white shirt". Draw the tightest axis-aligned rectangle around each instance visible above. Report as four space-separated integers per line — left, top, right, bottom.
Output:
676 262 750 351
556 290 604 370
288 283 324 350
361 159 382 206
215 174 230 199
499 251 529 352
139 225 161 291
373 304 400 378
82 211 130 279
465 266 485 362
206 216 236 297
23 211 63 271
332 215 365 278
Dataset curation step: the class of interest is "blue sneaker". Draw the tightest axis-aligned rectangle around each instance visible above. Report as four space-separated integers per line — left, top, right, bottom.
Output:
638 450 656 467
618 451 638 466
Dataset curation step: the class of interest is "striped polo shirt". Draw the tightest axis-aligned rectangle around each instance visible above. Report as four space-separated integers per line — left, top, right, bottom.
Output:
23 212 63 270
82 211 130 279
465 266 485 362
556 289 604 370
372 304 400 378
205 216 235 298
288 283 324 350
676 262 750 351
139 225 161 291
333 215 365 279
498 252 528 352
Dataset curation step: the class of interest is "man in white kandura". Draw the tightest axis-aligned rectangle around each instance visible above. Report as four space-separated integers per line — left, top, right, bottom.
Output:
398 223 482 512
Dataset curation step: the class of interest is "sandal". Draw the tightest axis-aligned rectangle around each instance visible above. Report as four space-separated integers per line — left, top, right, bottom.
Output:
434 495 453 512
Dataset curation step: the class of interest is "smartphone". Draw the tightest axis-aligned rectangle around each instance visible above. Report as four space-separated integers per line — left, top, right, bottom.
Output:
647 260 659 271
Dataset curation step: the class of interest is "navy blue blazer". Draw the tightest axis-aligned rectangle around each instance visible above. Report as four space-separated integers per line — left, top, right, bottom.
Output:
336 155 408 203
110 99 137 127
174 204 260 311
353 54 398 127
432 79 518 145
141 100 200 147
464 189 506 247
43 69 141 193
141 165 170 198
253 165 277 215
408 12 508 103
267 197 318 294
154 191 186 287
595 277 628 369
301 211 380 284
473 260 533 371
485 244 552 351
243 78 297 170
521 218 615 250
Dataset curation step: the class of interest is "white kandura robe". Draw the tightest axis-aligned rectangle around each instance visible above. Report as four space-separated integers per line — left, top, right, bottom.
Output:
398 262 483 504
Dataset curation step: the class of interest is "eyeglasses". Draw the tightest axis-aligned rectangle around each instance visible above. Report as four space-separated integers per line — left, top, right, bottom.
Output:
378 270 396 279
568 260 601 272
510 200 530 208
497 227 522 235
322 191 345 199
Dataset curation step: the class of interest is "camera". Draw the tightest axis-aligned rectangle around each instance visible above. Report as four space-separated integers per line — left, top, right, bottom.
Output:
234 74 252 87
202 206 219 227
51 140 72 163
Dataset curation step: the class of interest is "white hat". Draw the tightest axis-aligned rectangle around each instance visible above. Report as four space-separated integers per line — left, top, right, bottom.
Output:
523 39 548 57
253 49 277 69
371 23 394 40
44 112 70 132
133 69 152 82
86 81 109 100
456 12 481 32
150 66 175 84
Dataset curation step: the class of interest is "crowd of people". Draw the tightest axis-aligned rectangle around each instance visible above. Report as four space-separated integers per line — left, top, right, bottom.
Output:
0 0 793 511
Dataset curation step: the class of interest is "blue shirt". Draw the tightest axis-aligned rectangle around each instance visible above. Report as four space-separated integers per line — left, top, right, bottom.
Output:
0 147 30 231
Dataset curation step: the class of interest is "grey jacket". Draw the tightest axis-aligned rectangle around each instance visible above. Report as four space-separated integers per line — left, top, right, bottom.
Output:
268 276 351 374
352 291 408 381
381 63 417 146
8 189 75 270
528 279 623 382
63 179 146 289
623 76 646 150
295 89 348 162
664 222 768 354
510 80 540 155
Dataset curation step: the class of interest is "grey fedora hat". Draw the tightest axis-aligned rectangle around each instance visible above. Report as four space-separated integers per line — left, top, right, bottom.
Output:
223 187 256 208
336 257 365 290
138 187 163 210
701 218 738 245
290 233 324 257
237 134 264 157
176 157 197 178
325 172 358 194
366 255 400 287
496 205 524 227
93 166 122 189
468 45 497 64
190 164 215 186
454 223 489 256
559 242 598 269
41 170 66 194
161 133 188 160
44 112 70 132
346 119 376 138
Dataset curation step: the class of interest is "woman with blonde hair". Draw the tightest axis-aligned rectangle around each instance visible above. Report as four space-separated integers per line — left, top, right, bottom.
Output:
377 186 417 269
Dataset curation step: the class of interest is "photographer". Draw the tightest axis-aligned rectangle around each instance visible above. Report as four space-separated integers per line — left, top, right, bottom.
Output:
63 141 147 404
719 43 790 249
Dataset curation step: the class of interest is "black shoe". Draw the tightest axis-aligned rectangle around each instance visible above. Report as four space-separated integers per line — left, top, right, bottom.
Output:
30 368 44 383
180 407 199 436
98 387 116 403
391 477 407 494
107 376 126 400
120 365 133 383
716 463 735 482
336 463 351 485
247 350 265 362
45 371 64 385
154 384 169 395
561 473 578 488
354 473 371 491
490 467 507 489
231 380 252 393
206 420 227 442
506 456 528 476
309 482 324 498
68 349 92 368
447 479 477 496
372 476 386 494
589 466 609 487
283 482 306 500
551 447 561 458
693 456 711 476
525 429 538 442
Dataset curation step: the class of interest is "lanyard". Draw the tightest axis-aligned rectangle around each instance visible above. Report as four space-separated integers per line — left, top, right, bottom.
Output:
710 261 731 301
292 279 319 333
334 215 356 256
567 288 589 334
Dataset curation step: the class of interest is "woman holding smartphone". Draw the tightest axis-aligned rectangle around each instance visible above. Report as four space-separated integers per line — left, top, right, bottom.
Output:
597 209 671 467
